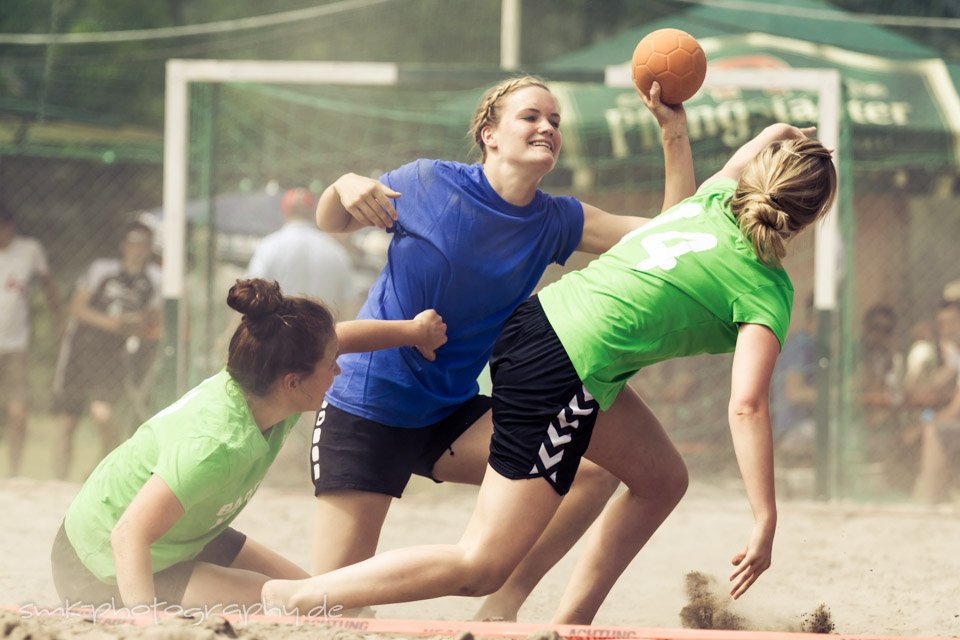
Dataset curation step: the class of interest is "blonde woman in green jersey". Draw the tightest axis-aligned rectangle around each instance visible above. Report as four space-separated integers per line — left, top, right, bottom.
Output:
264 123 837 623
51 278 446 609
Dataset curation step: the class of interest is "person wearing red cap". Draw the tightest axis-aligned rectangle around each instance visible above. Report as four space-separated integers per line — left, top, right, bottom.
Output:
246 188 354 313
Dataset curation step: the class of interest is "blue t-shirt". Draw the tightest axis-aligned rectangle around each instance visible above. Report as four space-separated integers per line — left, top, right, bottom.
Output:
326 159 583 427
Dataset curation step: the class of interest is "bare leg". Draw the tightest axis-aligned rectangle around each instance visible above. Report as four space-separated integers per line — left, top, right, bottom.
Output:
264 467 563 613
305 409 619 619
431 411 621 621
183 537 309 608
91 400 121 460
473 456 618 620
912 422 949 503
54 413 81 481
311 490 392 574
551 391 688 624
5 399 27 478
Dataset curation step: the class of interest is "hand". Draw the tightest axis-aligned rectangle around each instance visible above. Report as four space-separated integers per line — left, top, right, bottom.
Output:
117 311 147 336
766 123 816 143
639 81 688 132
728 522 774 599
335 173 400 229
412 309 447 362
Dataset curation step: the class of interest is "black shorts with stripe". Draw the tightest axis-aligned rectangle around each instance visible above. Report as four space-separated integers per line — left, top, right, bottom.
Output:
489 296 599 495
310 394 492 498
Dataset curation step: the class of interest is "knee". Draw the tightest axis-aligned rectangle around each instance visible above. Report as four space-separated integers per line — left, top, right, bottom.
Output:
666 461 690 504
6 401 27 422
90 401 113 424
576 459 621 498
454 556 514 597
626 456 689 508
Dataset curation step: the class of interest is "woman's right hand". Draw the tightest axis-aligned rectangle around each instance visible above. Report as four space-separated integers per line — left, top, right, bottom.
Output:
729 519 775 599
334 173 401 229
412 309 448 362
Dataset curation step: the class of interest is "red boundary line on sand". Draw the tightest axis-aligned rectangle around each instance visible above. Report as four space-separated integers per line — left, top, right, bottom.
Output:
5 607 953 640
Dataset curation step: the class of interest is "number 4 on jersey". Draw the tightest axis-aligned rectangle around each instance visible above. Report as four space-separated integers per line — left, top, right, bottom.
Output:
635 231 717 271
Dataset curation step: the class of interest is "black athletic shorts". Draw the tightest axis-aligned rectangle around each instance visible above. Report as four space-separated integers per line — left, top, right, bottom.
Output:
489 296 600 495
310 394 492 498
50 522 246 606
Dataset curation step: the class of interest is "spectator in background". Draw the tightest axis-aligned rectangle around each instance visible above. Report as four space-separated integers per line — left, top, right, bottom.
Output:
246 188 354 315
912 299 960 503
771 293 817 462
904 307 959 409
858 304 904 463
0 204 62 477
245 188 356 489
53 221 162 480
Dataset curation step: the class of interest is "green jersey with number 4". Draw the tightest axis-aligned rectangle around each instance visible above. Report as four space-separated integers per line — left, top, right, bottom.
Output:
539 177 793 411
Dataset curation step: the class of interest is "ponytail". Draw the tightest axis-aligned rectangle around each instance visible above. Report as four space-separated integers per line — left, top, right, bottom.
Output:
731 138 837 266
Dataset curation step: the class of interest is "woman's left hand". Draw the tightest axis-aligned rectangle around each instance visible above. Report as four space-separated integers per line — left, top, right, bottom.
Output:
639 81 687 131
728 521 775 599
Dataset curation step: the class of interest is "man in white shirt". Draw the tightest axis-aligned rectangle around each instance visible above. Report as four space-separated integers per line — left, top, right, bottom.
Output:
0 205 61 477
246 188 354 314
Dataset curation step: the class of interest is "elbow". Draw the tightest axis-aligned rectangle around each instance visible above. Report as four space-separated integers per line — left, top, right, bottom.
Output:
110 518 143 551
728 396 768 422
110 521 129 549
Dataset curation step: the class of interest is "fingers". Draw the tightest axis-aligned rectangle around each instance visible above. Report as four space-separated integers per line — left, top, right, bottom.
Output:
340 179 401 228
728 549 769 599
413 309 448 362
416 345 437 362
729 567 759 599
349 194 397 229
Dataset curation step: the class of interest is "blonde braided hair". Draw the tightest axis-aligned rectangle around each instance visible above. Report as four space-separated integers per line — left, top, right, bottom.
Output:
468 76 551 161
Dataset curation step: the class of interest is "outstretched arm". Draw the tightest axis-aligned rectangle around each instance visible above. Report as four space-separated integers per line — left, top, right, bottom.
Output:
316 173 401 233
727 323 781 599
709 123 815 184
576 82 694 254
336 310 448 361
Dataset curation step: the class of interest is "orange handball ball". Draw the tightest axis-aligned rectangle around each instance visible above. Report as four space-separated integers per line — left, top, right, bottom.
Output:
631 28 707 105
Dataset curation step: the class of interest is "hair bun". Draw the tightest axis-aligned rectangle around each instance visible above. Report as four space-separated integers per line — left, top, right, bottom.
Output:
756 198 790 235
228 279 283 317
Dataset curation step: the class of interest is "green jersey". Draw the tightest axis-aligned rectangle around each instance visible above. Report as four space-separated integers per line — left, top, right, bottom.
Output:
64 370 298 582
539 178 793 410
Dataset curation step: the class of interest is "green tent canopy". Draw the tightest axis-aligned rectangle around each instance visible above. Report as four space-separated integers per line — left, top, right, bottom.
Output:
542 0 960 174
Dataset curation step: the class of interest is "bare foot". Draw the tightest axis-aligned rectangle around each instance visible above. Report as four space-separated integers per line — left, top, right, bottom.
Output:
261 579 301 615
472 594 519 622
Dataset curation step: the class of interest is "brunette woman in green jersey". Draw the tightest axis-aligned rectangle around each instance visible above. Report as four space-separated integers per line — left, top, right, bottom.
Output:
52 278 446 609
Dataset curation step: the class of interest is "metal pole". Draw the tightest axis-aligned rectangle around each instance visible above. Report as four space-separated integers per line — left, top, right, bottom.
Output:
501 0 521 71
